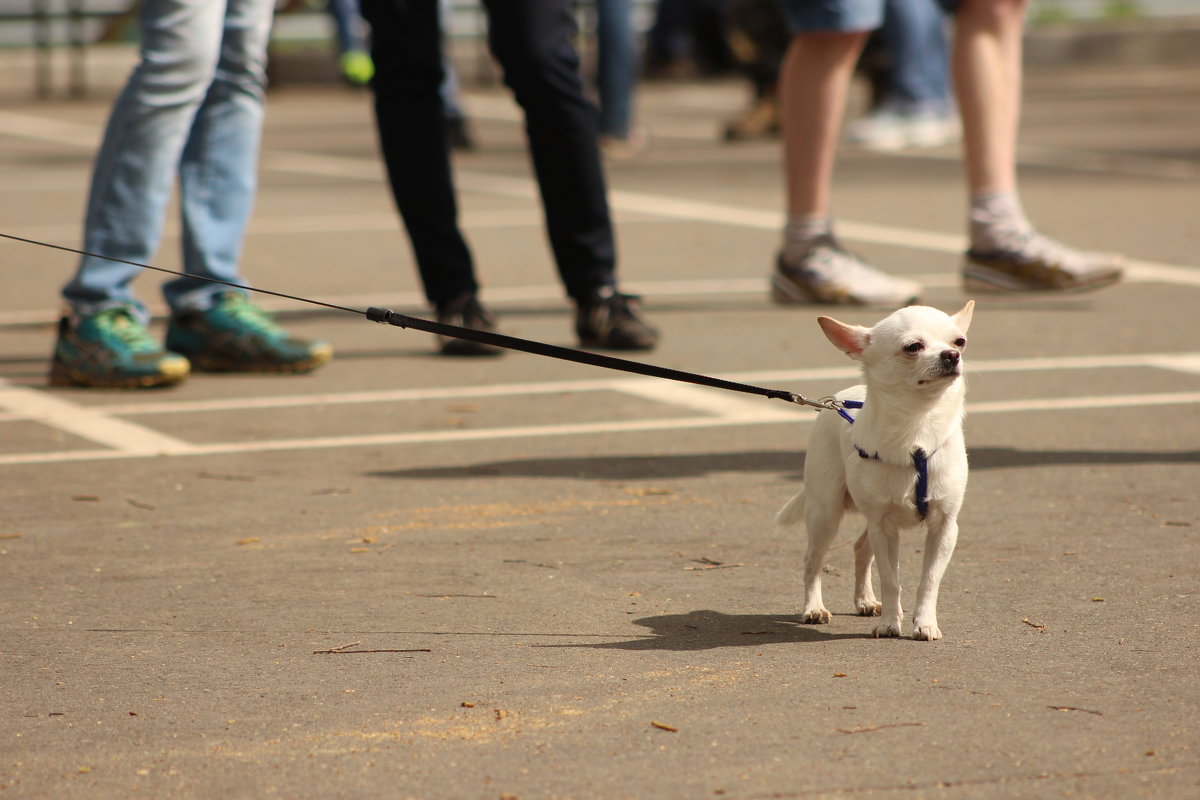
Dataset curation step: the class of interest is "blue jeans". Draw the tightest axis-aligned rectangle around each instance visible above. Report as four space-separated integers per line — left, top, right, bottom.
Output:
62 0 274 319
778 0 960 30
882 0 952 114
594 0 637 138
328 0 368 54
438 0 466 120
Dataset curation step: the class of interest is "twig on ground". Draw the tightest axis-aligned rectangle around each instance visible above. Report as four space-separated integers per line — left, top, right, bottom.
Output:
836 722 926 735
1048 706 1103 716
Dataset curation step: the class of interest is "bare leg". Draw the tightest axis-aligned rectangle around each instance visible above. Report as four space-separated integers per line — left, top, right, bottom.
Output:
952 0 1029 196
780 31 869 219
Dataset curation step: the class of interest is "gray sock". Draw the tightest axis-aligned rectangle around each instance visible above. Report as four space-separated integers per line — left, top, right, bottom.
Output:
969 190 1033 252
782 215 833 264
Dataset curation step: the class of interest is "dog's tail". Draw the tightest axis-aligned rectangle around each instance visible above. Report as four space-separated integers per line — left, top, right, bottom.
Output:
775 490 806 528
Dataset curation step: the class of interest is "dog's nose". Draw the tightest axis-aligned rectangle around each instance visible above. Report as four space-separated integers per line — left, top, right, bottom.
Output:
940 350 961 367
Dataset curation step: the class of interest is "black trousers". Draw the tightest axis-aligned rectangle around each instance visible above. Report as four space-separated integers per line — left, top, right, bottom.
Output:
360 0 618 308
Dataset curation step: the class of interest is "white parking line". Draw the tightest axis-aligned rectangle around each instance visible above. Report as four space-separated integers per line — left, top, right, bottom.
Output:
2 353 1198 466
39 351 1198 419
0 378 195 456
2 390 1198 468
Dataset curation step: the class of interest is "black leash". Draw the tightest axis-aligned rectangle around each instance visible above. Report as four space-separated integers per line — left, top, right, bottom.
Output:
2 231 842 412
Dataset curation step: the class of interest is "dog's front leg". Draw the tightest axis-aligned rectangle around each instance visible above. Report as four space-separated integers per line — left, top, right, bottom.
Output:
912 513 959 641
852 529 881 616
866 521 903 637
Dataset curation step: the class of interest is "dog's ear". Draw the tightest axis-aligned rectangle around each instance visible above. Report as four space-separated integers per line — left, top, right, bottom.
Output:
818 316 871 359
952 300 975 333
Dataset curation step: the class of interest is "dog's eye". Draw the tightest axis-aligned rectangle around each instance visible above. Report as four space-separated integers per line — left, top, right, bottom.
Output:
903 342 924 353
954 337 967 348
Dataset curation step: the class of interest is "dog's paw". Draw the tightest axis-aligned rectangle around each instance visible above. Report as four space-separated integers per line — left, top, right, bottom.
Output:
801 607 832 624
855 599 882 617
872 622 902 638
912 623 942 641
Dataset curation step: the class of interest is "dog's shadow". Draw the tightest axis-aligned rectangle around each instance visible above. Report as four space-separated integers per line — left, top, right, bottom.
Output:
368 446 1199 483
543 609 868 651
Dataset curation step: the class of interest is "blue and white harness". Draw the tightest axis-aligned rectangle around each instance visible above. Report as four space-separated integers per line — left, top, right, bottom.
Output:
837 400 931 520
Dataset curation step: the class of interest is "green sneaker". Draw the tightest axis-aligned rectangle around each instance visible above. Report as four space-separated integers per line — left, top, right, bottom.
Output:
49 306 190 389
339 50 374 86
165 292 332 374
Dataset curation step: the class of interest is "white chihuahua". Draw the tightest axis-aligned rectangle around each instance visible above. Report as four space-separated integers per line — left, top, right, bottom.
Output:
777 301 974 640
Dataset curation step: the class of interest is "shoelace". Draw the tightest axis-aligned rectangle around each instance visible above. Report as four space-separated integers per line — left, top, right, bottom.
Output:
606 293 639 321
95 309 159 352
216 293 281 336
806 243 894 284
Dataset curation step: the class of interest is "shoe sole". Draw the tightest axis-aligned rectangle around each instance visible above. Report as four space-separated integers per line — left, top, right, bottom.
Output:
962 263 1124 294
180 342 334 373
771 273 920 307
187 351 333 373
48 358 190 389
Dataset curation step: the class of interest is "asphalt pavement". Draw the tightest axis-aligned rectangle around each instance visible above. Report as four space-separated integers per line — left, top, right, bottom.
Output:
1 58 1198 799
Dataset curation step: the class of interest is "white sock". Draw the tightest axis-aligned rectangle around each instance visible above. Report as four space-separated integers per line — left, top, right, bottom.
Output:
782 215 833 264
969 190 1033 252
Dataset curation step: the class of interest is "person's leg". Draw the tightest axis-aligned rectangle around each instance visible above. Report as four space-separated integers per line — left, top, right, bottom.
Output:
360 0 477 308
438 0 475 150
481 0 616 300
780 30 866 226
884 0 952 115
62 0 225 319
327 0 366 55
846 0 959 150
772 0 921 306
329 0 374 85
166 0 274 313
951 0 1022 199
594 0 638 140
159 0 331 373
952 0 1123 291
481 0 657 349
438 0 465 119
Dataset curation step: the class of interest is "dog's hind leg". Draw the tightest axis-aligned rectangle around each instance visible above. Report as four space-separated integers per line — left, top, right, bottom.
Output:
851 529 881 616
867 521 904 637
912 515 959 641
800 503 842 624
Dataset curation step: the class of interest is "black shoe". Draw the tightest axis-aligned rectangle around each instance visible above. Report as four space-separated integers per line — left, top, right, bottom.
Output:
575 288 659 351
435 292 502 357
445 116 475 152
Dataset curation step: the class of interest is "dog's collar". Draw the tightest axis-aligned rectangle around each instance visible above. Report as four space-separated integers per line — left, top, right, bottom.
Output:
838 400 932 520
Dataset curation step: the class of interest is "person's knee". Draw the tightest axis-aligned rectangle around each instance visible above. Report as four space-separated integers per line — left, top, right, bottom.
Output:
490 28 580 91
955 0 1029 29
786 30 869 69
134 46 221 107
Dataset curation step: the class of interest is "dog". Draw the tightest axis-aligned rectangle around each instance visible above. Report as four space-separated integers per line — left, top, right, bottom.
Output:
777 301 974 640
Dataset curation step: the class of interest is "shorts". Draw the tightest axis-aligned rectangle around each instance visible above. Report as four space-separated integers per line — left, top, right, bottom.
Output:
778 0 963 34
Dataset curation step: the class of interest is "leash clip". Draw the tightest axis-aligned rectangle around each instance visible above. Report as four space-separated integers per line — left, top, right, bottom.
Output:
784 393 846 412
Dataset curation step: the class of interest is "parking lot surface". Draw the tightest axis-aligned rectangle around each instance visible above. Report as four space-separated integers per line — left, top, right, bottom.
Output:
2 59 1198 798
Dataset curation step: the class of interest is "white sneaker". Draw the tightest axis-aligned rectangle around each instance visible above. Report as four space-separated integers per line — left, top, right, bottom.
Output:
847 109 961 152
963 230 1125 293
772 236 923 307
